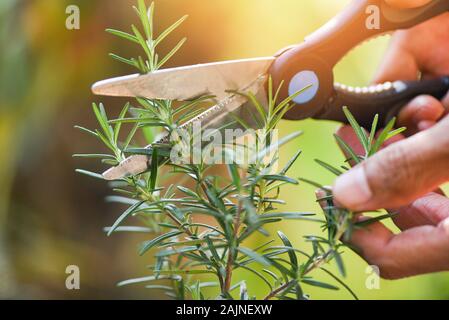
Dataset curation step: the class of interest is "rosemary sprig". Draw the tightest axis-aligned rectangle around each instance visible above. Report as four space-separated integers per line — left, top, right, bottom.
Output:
299 106 405 284
74 0 396 300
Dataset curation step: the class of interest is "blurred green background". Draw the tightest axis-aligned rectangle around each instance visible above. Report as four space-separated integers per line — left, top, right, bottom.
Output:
0 0 447 299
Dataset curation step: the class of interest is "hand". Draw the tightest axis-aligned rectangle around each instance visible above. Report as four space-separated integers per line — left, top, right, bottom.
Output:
334 11 449 211
330 12 449 279
327 124 449 279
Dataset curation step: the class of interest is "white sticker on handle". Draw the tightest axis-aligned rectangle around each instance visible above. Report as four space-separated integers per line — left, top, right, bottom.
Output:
288 70 320 104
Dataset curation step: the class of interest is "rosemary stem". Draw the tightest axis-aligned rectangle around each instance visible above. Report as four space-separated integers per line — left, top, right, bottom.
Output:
223 200 242 294
263 280 296 300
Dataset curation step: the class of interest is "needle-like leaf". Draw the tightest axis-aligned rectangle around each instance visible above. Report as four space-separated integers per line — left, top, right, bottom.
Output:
108 201 145 236
76 0 371 301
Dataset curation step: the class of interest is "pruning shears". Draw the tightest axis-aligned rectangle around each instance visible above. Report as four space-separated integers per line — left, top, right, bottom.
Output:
92 0 449 180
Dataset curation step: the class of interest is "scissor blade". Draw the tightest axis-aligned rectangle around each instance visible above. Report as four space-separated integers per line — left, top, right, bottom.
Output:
103 155 149 181
92 57 274 100
102 76 268 181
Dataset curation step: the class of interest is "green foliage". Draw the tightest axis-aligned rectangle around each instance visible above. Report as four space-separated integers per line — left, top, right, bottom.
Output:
75 0 404 300
301 106 405 279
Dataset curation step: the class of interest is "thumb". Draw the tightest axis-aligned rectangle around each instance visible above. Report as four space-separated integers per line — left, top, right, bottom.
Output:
333 116 449 211
384 0 433 8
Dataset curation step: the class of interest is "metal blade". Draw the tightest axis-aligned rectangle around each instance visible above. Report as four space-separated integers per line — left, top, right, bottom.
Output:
92 57 274 101
102 75 268 181
103 155 150 181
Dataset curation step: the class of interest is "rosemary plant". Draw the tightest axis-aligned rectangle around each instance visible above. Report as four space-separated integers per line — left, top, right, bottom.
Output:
75 0 404 300
300 107 405 283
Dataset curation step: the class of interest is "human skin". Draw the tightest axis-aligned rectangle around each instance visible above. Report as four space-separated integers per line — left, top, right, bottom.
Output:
328 0 449 279
385 0 433 8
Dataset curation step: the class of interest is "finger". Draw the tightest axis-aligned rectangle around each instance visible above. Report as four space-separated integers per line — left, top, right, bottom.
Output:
333 116 449 211
391 192 449 230
384 0 433 8
315 188 361 221
348 217 449 279
417 120 436 131
335 126 365 155
315 188 449 279
375 13 449 84
397 95 445 135
315 189 329 210
336 126 405 165
376 129 405 147
372 37 419 84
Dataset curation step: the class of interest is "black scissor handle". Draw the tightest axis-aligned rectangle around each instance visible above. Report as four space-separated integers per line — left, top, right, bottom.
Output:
271 0 449 121
315 76 449 129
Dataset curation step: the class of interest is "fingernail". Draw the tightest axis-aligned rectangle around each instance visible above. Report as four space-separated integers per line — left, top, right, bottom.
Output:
315 189 327 209
411 96 429 124
441 218 449 233
314 189 326 199
334 166 372 209
417 120 434 131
